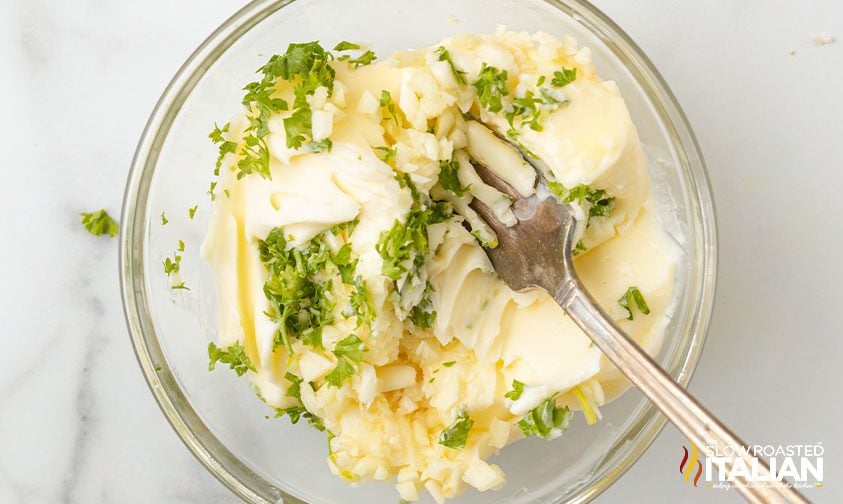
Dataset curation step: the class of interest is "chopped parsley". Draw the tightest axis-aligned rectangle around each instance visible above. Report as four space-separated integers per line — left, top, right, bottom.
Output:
333 41 361 51
345 50 377 68
209 122 237 177
161 212 168 225
409 282 437 329
80 210 119 238
208 181 218 201
473 63 509 113
507 91 543 131
163 257 179 275
188 205 198 219
259 222 370 354
442 361 456 368
329 218 359 238
437 158 470 197
257 374 326 431
334 41 377 67
439 411 474 449
551 67 577 88
172 282 190 291
503 87 568 139
547 181 615 226
284 372 303 400
208 341 255 376
573 239 587 256
374 145 397 164
325 334 365 387
618 286 650 320
376 176 450 287
505 379 525 400
211 41 344 181
435 46 466 85
379 90 400 126
163 242 182 276
347 277 376 327
517 397 572 438
274 405 326 431
259 228 337 352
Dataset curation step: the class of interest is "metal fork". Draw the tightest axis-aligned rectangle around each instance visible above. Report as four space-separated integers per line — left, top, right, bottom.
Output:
468 163 808 504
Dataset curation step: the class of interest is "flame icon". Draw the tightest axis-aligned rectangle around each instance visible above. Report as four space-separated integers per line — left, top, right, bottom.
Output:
679 444 703 487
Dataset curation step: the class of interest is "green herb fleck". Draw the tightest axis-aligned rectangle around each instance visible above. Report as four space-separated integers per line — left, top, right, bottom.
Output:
348 277 375 327
80 210 119 238
334 41 377 68
547 182 615 226
380 90 400 126
333 41 361 51
442 361 456 368
161 212 168 225
377 176 451 283
409 282 437 329
163 243 182 276
208 342 255 376
505 379 525 400
517 397 572 438
435 46 467 85
259 227 342 352
374 146 397 164
284 372 303 400
330 218 360 238
188 205 198 219
256 373 325 431
274 405 325 431
216 41 340 181
573 239 587 256
438 158 470 197
551 67 577 88
473 63 509 112
504 87 567 135
618 286 650 320
345 50 377 68
209 122 237 176
439 411 474 449
325 334 365 387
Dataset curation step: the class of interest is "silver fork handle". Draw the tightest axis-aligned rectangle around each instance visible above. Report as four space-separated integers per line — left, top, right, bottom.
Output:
554 279 809 504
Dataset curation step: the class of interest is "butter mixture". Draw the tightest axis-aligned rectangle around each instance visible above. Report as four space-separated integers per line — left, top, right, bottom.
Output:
200 29 677 502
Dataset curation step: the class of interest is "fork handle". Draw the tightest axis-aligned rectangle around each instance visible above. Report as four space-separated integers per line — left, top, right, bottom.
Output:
555 279 809 504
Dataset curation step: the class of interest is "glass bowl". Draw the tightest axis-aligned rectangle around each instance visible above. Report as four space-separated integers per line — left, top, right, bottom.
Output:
120 0 717 502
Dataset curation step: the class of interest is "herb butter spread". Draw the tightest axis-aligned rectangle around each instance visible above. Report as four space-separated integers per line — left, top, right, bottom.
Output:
201 29 677 502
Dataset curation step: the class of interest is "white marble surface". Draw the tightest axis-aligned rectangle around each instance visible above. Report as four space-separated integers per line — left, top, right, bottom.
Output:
1 0 840 502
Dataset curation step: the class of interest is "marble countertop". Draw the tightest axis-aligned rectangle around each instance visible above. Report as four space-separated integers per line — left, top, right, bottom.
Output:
1 0 840 502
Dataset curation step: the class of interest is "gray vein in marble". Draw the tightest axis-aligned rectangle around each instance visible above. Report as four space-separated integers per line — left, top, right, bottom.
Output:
0 333 61 404
59 274 107 504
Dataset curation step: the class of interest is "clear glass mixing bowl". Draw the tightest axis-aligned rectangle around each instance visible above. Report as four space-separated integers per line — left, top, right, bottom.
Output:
120 0 717 502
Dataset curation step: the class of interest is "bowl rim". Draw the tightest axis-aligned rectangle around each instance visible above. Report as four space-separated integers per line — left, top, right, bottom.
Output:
119 0 718 502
